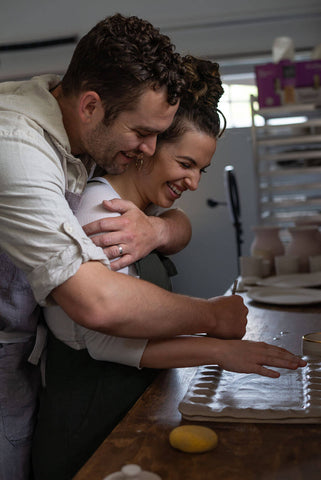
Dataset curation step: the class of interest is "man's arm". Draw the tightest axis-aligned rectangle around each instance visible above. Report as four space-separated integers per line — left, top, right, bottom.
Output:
82 199 192 271
52 260 248 340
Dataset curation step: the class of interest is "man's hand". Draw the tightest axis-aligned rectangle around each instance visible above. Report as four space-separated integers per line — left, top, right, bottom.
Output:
207 295 248 339
82 198 192 271
82 199 159 270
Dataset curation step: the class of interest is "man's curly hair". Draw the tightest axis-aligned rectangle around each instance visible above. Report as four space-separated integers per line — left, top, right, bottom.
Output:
61 13 185 125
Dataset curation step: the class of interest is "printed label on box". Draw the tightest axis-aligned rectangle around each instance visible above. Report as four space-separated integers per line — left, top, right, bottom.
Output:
255 60 321 108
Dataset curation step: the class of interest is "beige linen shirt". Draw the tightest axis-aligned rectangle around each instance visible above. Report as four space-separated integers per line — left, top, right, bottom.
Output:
0 74 110 306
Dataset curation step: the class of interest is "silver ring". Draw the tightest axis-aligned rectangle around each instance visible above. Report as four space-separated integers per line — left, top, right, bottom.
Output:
118 245 123 256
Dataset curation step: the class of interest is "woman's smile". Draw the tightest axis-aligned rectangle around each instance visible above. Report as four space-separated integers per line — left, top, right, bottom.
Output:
167 182 184 199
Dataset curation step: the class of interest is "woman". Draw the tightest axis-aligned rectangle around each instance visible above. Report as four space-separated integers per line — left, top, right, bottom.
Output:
32 57 305 479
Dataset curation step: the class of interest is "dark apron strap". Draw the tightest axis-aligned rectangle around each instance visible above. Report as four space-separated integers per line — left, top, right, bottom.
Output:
135 251 177 291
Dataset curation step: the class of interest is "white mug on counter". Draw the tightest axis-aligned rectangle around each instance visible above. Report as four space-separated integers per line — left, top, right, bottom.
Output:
309 255 321 273
239 256 263 282
274 255 299 276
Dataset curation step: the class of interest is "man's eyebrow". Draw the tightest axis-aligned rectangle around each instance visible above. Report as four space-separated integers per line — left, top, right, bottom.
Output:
135 126 161 134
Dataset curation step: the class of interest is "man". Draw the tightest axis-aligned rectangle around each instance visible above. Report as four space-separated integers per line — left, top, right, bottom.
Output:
0 13 250 480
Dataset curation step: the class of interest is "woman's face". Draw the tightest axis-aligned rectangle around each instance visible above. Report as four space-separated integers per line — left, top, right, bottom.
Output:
137 130 217 208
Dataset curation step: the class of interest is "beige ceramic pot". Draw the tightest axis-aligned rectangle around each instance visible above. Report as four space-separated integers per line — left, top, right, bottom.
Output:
250 225 285 275
286 226 321 272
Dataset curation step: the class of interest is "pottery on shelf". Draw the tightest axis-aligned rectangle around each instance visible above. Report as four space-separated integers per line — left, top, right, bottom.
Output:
250 225 285 275
295 215 321 228
286 226 321 272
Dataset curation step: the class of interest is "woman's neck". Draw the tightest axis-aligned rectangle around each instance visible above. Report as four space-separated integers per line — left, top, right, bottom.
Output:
103 169 150 211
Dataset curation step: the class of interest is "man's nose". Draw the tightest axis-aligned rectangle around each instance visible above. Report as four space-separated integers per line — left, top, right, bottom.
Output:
139 135 157 156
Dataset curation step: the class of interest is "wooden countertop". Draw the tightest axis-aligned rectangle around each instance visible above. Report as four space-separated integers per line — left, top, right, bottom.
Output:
74 293 321 480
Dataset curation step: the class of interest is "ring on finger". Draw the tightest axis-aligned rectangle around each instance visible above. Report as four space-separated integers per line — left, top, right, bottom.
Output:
117 245 123 256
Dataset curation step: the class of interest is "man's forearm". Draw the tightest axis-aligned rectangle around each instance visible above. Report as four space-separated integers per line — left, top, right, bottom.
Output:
52 261 248 340
153 208 192 255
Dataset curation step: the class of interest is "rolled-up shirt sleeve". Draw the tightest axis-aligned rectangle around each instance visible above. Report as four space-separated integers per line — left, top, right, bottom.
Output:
0 124 109 306
82 328 148 368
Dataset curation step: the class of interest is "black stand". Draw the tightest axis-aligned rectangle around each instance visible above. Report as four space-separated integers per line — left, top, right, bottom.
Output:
207 166 243 275
224 166 243 274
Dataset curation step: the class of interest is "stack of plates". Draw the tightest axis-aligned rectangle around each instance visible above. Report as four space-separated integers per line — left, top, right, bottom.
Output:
246 272 321 305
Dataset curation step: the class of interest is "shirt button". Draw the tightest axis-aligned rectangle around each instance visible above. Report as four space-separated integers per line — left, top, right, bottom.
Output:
64 223 73 234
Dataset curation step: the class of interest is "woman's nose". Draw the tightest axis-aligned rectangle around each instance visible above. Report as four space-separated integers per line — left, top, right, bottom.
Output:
139 135 157 156
185 173 200 191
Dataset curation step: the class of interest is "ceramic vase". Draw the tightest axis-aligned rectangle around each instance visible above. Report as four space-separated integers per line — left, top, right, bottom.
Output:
286 226 321 272
250 225 285 275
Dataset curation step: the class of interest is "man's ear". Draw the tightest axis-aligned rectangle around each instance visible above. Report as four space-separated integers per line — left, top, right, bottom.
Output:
78 91 104 123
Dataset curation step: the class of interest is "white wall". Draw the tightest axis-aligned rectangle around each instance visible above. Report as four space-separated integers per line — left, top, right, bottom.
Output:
1 0 320 80
172 127 258 298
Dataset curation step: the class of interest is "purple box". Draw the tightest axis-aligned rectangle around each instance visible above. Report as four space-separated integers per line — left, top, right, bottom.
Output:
255 62 283 108
296 61 321 103
255 60 321 109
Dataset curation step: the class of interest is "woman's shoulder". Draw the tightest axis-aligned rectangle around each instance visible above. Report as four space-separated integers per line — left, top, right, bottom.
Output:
84 177 120 201
77 177 121 225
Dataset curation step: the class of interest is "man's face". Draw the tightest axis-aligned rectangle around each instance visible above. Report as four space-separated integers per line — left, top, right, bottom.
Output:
83 86 179 174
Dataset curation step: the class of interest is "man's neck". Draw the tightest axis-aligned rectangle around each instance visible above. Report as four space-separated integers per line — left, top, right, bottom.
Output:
50 84 82 155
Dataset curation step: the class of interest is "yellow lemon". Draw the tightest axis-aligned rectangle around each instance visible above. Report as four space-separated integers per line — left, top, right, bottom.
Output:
169 425 218 453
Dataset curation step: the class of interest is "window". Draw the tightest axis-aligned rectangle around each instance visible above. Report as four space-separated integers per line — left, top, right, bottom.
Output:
220 83 263 129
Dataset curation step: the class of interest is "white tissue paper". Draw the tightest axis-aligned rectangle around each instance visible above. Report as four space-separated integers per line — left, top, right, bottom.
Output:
272 36 295 63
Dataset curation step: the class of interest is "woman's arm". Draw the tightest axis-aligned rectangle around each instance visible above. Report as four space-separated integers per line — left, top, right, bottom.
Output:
147 207 192 255
140 335 306 378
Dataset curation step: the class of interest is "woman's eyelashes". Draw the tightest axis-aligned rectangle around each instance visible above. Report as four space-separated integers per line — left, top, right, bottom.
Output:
178 161 192 169
177 160 207 174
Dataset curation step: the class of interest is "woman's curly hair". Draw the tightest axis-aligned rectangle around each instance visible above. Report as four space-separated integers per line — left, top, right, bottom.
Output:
157 55 226 145
62 13 185 125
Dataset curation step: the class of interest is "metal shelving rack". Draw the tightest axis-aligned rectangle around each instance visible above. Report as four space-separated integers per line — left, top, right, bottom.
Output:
250 96 321 229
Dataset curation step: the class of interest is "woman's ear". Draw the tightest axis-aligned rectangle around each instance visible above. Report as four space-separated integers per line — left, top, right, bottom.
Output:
78 91 104 124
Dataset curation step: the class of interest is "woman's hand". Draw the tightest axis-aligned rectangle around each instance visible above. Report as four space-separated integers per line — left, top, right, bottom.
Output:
216 339 307 378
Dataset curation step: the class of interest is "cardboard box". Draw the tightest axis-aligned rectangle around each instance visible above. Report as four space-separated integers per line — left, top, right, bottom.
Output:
255 60 321 109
